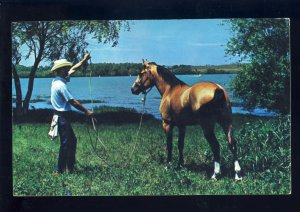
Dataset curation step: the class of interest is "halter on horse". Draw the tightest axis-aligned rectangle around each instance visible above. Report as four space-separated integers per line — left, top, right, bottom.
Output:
131 60 242 180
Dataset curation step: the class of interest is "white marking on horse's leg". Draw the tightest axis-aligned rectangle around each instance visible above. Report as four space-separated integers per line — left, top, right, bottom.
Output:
214 161 221 174
234 160 242 181
235 173 243 181
211 173 217 180
234 160 241 172
211 161 221 180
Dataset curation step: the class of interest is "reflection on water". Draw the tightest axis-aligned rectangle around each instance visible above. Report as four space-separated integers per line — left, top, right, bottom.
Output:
12 75 277 119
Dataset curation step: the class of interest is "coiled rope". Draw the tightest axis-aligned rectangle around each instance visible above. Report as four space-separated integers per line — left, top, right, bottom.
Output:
86 54 152 168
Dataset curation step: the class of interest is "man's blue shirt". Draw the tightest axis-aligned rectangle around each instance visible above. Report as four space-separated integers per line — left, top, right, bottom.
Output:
50 77 74 111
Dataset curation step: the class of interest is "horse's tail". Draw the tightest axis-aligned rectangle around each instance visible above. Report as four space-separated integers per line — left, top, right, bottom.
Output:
211 88 233 125
210 88 226 108
199 87 227 114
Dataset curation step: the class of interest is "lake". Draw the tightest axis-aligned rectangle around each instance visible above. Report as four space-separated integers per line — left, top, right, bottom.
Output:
12 74 275 119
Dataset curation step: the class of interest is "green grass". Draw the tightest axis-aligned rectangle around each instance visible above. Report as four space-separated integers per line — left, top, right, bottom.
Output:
12 109 291 196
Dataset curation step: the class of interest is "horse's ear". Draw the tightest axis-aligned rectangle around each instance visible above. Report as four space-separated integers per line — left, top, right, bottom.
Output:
143 59 149 67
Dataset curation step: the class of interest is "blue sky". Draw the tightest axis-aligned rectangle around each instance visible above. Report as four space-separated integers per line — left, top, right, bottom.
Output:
20 19 240 66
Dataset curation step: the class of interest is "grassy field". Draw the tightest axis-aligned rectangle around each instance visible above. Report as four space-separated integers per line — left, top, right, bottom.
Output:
12 108 291 196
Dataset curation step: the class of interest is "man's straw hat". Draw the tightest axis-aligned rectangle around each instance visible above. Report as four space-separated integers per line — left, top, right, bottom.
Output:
51 59 73 72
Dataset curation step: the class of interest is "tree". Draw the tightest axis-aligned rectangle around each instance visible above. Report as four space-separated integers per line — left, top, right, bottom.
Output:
12 20 129 115
12 36 23 115
225 19 290 114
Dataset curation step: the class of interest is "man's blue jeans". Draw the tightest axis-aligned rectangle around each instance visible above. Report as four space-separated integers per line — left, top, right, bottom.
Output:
55 111 77 173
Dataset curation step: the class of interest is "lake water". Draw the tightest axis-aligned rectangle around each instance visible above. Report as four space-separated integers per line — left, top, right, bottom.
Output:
12 74 276 119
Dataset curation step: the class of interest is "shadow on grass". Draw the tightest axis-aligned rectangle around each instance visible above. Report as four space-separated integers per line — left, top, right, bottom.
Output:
13 108 157 125
183 162 212 178
184 161 237 179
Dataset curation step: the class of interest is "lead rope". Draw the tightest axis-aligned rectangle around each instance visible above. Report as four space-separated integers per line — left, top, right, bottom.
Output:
87 54 152 168
87 55 109 166
123 87 152 168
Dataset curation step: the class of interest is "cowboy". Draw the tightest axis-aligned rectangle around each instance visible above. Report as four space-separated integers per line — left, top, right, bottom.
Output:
50 53 93 175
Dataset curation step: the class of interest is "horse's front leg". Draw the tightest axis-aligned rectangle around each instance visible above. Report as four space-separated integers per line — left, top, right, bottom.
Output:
177 126 186 169
162 120 173 168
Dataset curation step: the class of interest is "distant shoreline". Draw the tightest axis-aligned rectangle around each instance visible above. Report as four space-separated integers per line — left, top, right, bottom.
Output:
15 73 238 79
13 63 241 78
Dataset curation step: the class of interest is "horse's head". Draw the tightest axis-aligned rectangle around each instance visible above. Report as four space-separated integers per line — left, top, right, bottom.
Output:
131 60 156 95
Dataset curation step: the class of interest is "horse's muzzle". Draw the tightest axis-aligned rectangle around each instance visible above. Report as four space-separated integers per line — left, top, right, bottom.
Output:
131 84 140 95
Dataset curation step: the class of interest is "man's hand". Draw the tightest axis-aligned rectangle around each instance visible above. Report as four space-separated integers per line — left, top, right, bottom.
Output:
69 99 93 119
83 53 91 62
85 110 93 119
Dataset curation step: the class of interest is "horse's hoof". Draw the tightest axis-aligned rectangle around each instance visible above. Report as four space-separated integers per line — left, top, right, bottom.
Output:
176 164 183 170
211 172 221 181
164 162 172 170
235 172 243 181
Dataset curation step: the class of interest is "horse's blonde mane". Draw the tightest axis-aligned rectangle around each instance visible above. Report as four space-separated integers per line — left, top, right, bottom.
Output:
149 62 186 87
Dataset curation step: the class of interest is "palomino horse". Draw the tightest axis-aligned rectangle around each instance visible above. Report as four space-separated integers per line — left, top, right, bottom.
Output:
131 60 242 180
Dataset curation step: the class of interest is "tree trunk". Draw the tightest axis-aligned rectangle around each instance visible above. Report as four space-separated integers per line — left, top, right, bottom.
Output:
22 40 45 113
12 64 23 116
22 60 40 113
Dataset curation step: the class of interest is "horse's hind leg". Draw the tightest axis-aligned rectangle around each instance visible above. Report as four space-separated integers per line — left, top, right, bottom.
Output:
177 126 186 168
219 116 242 181
201 121 221 180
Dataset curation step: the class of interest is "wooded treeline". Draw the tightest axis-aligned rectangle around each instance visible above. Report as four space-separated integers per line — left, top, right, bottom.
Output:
15 63 240 78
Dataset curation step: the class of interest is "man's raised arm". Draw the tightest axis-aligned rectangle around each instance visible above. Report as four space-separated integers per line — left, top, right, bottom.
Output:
68 53 91 76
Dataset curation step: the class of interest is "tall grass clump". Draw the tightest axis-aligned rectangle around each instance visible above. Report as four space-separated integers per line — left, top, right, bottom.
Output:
236 115 291 193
